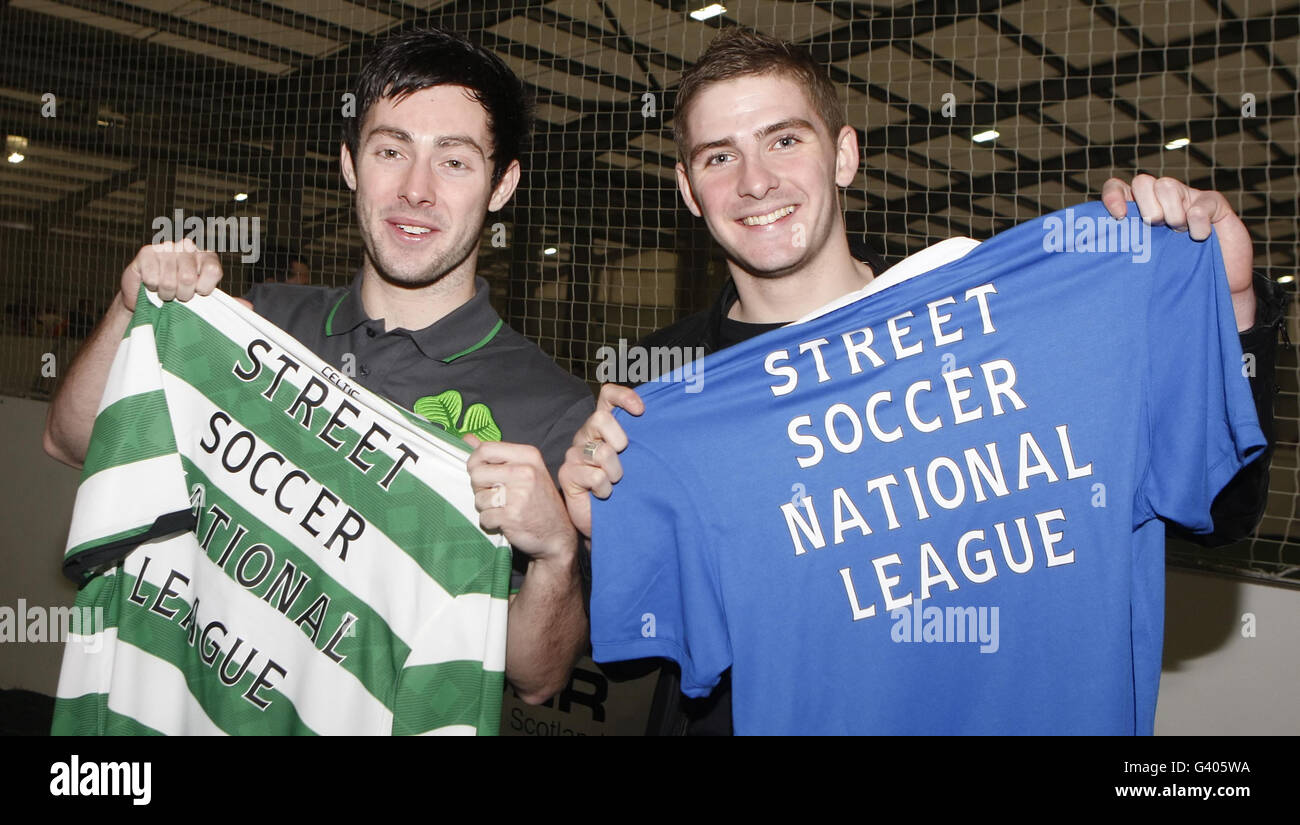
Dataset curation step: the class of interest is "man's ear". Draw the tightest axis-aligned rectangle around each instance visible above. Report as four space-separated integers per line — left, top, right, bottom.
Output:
488 159 521 212
675 162 703 218
834 124 860 188
340 142 358 191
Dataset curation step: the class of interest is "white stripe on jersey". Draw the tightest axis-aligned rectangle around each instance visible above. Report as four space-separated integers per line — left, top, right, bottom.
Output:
56 626 119 701
66 453 190 550
405 593 509 671
108 636 228 736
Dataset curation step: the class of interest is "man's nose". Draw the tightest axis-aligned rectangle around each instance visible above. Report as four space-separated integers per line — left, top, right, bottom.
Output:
737 154 778 199
399 160 437 208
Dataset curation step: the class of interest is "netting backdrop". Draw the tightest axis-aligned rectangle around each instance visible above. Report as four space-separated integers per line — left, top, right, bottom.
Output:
0 0 1296 584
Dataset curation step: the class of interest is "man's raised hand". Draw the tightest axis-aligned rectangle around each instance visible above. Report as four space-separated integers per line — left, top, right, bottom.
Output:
558 383 644 539
121 238 224 311
1102 173 1255 330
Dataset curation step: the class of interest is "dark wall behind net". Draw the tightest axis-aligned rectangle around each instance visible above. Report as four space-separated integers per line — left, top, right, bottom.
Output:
1 0 1296 584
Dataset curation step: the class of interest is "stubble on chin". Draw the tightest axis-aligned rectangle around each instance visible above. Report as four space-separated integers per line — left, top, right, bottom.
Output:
360 225 477 292
367 250 455 289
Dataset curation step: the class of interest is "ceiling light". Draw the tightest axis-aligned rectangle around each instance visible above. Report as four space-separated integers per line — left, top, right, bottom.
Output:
1278 275 1294 284
689 4 726 21
971 130 999 143
233 192 248 202
6 134 28 162
1164 137 1190 150
543 247 558 255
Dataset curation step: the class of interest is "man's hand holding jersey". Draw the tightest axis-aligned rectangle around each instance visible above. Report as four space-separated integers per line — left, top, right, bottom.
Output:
465 437 587 704
1101 173 1255 330
466 438 578 560
558 383 643 539
44 239 245 469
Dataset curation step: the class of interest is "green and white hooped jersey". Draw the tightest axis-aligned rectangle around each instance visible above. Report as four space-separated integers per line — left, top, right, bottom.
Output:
53 286 511 735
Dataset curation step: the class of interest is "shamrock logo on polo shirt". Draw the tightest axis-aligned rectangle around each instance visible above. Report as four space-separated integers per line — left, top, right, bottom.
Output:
414 389 502 442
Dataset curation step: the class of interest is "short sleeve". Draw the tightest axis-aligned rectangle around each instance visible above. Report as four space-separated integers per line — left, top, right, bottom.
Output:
1138 227 1267 532
589 434 731 697
63 290 194 584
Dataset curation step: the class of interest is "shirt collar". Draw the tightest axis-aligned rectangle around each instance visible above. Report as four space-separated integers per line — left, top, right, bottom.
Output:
324 273 504 363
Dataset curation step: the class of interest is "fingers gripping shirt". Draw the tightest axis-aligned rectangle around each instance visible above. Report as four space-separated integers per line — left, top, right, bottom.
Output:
589 201 1266 735
53 286 511 735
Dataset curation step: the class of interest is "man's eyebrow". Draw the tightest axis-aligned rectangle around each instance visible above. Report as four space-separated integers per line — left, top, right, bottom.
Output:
755 118 818 139
363 126 413 144
362 128 487 158
435 134 487 158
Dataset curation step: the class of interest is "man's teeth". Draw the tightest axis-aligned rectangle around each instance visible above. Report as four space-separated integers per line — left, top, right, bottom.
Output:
741 206 796 226
396 224 431 235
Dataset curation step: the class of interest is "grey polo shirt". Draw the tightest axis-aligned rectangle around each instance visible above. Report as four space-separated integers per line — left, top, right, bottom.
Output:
245 275 595 480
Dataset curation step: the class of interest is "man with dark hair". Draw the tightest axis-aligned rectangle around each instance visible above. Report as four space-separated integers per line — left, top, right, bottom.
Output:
560 27 1283 733
342 28 531 193
45 27 592 705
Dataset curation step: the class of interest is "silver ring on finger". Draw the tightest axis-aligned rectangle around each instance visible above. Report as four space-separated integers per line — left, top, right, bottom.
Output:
583 440 600 461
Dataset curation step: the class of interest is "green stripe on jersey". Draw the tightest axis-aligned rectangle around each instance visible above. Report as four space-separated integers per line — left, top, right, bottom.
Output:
81 390 176 480
392 660 505 736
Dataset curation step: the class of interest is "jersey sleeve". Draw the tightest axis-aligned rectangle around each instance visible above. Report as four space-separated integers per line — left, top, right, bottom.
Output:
589 432 731 697
63 289 195 584
1137 225 1267 533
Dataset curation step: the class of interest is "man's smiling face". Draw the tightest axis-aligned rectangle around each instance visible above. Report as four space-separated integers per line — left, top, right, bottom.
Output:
676 73 857 280
341 84 518 288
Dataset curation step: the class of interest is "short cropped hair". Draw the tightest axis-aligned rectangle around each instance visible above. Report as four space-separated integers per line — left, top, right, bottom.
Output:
344 28 533 188
673 28 845 160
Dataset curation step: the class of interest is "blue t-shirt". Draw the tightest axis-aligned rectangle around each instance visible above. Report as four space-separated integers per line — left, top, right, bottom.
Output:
589 202 1265 735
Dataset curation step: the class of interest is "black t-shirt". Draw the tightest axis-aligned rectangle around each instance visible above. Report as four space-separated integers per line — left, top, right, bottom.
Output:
718 315 785 349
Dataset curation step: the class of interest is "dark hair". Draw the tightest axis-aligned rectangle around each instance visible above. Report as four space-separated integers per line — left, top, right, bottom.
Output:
673 28 845 159
344 28 533 188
